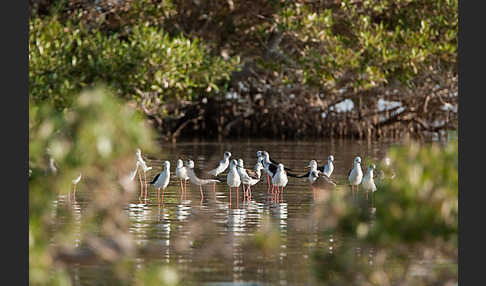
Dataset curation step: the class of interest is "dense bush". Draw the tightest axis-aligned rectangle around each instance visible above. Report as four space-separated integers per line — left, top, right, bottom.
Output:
29 0 457 139
29 11 238 110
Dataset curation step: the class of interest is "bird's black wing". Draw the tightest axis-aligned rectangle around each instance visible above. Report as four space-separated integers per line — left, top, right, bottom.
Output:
294 171 310 178
269 156 294 171
286 171 301 178
149 173 161 185
268 163 277 177
347 167 353 178
284 166 294 172
317 165 325 173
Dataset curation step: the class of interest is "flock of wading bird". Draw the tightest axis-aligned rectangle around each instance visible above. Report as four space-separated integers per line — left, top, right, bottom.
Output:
129 148 394 205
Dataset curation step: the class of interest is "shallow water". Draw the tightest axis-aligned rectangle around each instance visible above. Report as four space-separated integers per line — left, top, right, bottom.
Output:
51 139 402 285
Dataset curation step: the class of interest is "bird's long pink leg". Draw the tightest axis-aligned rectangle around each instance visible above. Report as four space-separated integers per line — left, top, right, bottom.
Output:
267 174 271 192
213 182 216 192
180 180 184 200
73 186 77 202
184 180 187 200
229 187 232 206
162 188 166 204
138 172 143 200
236 187 239 208
200 185 204 201
157 188 160 203
144 172 148 200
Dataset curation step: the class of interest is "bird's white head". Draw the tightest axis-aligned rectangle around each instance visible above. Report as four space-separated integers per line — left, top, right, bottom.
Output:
308 160 317 169
176 159 183 168
136 148 142 156
328 155 334 162
186 160 195 169
164 161 170 169
277 163 284 171
230 159 238 168
263 151 270 162
354 156 362 165
256 151 263 157
238 158 244 167
224 151 232 159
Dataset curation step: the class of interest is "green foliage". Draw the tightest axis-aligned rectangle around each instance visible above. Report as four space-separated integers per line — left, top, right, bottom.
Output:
274 0 457 91
312 140 458 285
29 87 158 285
29 12 238 110
370 141 458 244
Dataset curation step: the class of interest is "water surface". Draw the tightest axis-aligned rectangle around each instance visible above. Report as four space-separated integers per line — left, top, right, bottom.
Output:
52 139 401 285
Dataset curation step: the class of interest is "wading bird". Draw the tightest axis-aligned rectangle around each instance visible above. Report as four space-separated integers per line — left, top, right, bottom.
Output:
237 159 263 199
272 163 288 193
175 159 189 199
71 173 82 201
300 156 335 178
208 151 232 176
322 155 335 177
186 159 220 201
208 151 232 192
135 149 153 200
348 156 363 192
362 164 377 199
261 152 298 192
149 161 171 203
227 159 241 205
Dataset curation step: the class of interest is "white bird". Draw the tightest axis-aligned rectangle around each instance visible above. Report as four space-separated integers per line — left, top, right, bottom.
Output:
135 148 153 200
303 156 334 177
257 151 271 188
129 161 140 181
175 159 189 198
71 173 82 201
208 151 232 176
236 159 249 180
260 152 275 190
272 163 288 193
149 161 171 203
186 159 220 200
237 159 263 198
362 164 377 195
348 156 363 192
136 148 153 173
227 159 241 205
227 159 241 189
323 155 335 177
